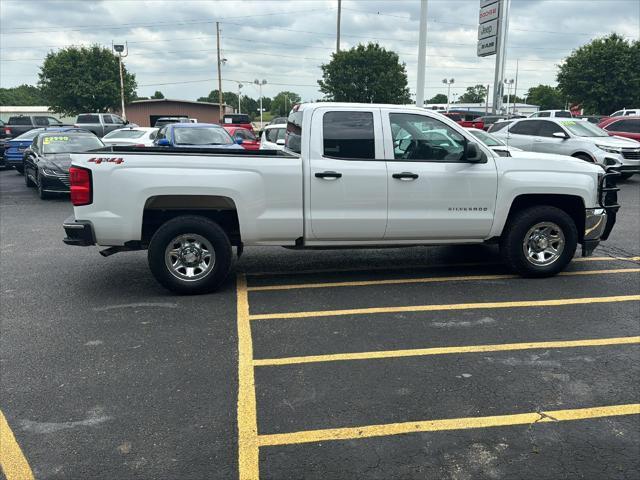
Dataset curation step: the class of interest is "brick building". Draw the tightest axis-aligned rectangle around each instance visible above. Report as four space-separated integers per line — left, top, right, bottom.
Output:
124 99 233 127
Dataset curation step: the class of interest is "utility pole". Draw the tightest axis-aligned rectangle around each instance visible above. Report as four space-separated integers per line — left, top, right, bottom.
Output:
442 78 454 112
254 79 267 126
485 84 490 114
237 83 243 114
492 0 511 113
113 42 128 121
512 58 519 115
216 22 224 122
415 0 428 108
336 0 342 52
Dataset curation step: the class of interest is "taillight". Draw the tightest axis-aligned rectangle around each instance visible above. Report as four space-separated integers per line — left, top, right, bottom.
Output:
69 166 92 206
4 127 10 135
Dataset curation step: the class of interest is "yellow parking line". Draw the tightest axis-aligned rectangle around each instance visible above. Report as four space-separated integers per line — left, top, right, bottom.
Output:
253 336 640 367
236 275 260 480
249 294 640 321
0 410 34 480
257 403 640 447
245 256 640 278
247 268 640 292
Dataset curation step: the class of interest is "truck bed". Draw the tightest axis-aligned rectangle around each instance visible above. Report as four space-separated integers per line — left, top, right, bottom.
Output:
95 145 297 157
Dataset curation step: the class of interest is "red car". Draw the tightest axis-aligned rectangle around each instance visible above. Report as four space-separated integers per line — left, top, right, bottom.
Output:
598 116 640 142
442 112 484 130
222 114 254 133
223 126 260 150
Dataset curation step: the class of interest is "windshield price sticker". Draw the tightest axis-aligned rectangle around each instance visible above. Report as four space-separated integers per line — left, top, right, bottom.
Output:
43 136 69 144
559 121 576 126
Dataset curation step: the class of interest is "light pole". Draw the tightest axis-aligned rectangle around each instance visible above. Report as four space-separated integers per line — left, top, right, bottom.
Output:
504 78 514 115
237 83 243 114
254 79 267 126
113 42 128 121
442 78 454 112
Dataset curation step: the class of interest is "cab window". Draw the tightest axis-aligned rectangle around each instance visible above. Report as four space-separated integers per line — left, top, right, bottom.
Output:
323 111 375 159
537 111 551 117
389 113 465 162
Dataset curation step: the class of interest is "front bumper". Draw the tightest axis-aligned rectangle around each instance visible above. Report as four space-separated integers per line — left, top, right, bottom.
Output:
582 208 607 256
40 171 70 193
63 216 95 246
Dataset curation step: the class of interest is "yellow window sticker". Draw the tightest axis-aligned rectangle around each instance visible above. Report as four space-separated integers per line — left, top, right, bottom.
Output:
559 121 576 126
43 136 69 144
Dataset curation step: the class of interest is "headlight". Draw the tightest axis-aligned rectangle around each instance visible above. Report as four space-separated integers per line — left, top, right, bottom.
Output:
596 144 622 154
41 168 60 176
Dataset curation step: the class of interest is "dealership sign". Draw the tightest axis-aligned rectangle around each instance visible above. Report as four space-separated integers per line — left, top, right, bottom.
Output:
478 0 501 57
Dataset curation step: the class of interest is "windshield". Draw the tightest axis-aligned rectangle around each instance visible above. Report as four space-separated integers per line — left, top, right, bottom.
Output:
173 127 233 145
14 129 47 141
42 135 104 153
469 129 505 146
558 120 609 137
104 129 146 139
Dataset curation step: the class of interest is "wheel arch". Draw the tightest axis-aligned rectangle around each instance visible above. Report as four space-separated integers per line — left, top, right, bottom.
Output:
141 194 241 246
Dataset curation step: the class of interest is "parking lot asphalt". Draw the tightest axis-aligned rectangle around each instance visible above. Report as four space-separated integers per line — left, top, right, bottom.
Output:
1 168 639 480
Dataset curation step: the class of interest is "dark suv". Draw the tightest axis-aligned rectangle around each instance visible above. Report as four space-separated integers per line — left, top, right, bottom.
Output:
4 115 65 139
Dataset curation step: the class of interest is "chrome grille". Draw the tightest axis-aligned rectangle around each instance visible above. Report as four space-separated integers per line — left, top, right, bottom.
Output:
58 173 70 187
622 150 640 160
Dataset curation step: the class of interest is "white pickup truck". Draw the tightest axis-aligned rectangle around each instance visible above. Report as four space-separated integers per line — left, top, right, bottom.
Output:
63 103 620 294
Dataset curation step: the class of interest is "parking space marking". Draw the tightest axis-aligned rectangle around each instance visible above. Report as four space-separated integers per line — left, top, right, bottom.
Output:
236 275 260 480
257 404 640 447
247 267 640 292
249 294 640 321
253 336 640 366
245 256 640 278
0 409 34 480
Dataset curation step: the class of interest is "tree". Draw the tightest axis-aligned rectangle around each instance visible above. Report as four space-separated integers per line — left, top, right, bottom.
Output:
459 84 487 103
270 91 301 116
0 84 46 106
197 90 239 108
150 90 165 99
526 85 564 110
557 34 640 114
318 43 411 103
38 45 137 116
427 93 448 104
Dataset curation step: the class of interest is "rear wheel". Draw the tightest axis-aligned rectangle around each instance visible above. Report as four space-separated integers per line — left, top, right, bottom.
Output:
500 206 577 277
147 215 232 294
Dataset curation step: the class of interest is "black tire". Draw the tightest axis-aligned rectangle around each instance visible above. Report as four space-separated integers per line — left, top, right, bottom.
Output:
147 215 232 294
500 206 578 278
14 165 24 175
572 153 594 163
37 172 50 199
618 172 634 180
24 169 35 187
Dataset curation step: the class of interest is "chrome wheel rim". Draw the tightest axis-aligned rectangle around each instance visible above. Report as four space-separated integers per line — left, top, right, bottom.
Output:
165 234 215 281
523 222 565 266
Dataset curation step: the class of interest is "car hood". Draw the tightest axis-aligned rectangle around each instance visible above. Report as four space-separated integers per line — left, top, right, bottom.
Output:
496 150 602 175
581 135 640 148
41 153 72 171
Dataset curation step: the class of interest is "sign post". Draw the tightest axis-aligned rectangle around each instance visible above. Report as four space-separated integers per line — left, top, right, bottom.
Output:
477 0 510 114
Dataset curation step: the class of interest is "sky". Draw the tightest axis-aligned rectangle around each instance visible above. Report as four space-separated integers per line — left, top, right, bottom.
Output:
1 0 639 105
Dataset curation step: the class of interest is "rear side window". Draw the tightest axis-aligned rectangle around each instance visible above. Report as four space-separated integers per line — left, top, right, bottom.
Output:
509 120 541 135
77 114 99 123
537 111 551 117
323 111 375 159
34 117 49 126
9 116 32 125
104 115 114 124
285 111 303 154
488 121 512 132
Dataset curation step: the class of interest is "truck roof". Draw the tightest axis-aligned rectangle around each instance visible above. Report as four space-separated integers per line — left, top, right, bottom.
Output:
296 102 427 112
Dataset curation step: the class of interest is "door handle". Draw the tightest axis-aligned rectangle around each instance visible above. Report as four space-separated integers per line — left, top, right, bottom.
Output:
315 171 342 179
392 172 419 180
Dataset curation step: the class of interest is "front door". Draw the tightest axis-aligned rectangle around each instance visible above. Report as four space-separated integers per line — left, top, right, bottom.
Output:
382 111 498 240
532 120 571 154
308 108 388 241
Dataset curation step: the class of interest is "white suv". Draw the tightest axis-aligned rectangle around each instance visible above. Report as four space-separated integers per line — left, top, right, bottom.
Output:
528 110 574 118
610 108 640 117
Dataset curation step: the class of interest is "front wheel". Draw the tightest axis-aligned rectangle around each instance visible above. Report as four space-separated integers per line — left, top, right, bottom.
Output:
500 206 578 277
37 172 50 199
147 216 233 294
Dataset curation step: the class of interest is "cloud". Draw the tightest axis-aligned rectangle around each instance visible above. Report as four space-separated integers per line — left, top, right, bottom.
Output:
1 0 638 103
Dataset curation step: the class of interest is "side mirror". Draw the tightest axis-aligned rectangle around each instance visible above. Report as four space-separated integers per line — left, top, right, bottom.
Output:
157 138 170 146
276 139 285 146
552 131 568 139
465 141 485 163
235 137 244 145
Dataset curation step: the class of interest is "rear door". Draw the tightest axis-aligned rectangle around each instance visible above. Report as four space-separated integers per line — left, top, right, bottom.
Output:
504 119 542 150
382 110 497 240
308 108 388 240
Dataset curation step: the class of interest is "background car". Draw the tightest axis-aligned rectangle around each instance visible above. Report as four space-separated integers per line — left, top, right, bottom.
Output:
3 115 66 139
223 126 260 150
74 113 130 136
268 117 288 125
3 127 88 173
221 114 253 133
154 123 243 149
260 123 286 150
491 117 640 177
598 116 640 142
528 110 574 118
23 131 104 199
153 117 190 128
466 127 522 155
610 108 640 117
476 114 524 131
102 127 159 146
